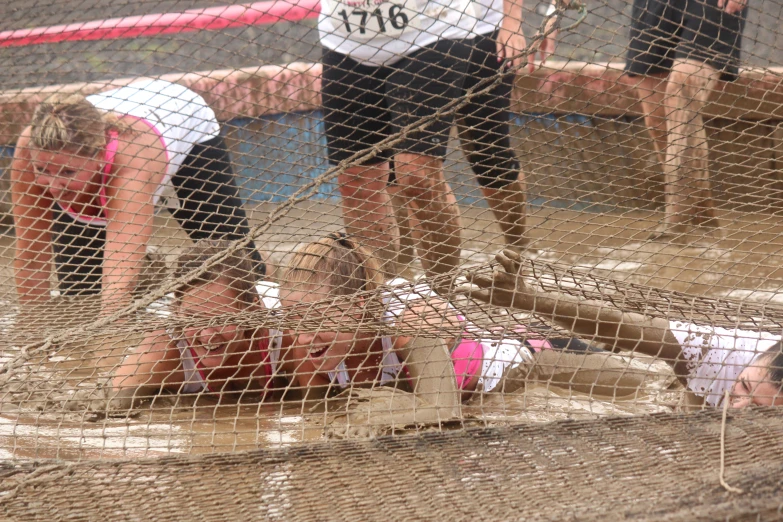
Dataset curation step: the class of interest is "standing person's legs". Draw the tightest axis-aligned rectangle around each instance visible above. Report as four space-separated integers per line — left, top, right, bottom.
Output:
624 0 685 236
625 0 746 240
662 59 720 234
387 38 470 278
321 49 400 277
661 0 746 236
459 31 531 252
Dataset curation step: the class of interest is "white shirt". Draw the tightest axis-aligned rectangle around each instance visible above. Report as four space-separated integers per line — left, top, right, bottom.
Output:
473 0 503 35
318 0 477 66
670 321 781 407
384 278 532 392
87 79 220 189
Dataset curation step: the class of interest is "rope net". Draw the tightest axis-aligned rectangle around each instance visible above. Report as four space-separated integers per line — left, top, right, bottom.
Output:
0 0 782 516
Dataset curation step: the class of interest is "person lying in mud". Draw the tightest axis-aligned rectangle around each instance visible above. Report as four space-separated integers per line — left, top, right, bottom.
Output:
110 240 281 407
278 233 594 404
109 235 595 413
463 249 783 408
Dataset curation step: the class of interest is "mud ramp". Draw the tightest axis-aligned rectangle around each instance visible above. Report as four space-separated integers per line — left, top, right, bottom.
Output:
2 408 782 521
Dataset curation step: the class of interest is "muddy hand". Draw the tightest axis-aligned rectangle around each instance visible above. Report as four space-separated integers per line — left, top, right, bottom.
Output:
458 249 534 310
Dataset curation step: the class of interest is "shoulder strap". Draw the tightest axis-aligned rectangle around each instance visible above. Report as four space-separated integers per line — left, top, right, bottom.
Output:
98 130 120 210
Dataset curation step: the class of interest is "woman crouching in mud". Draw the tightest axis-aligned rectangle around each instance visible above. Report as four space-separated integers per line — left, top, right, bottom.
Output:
110 240 283 407
464 250 783 409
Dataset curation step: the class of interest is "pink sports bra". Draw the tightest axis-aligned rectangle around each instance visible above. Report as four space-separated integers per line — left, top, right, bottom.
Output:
55 130 118 226
56 116 169 226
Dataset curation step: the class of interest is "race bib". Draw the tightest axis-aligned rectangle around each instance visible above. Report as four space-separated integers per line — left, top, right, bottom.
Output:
323 0 423 41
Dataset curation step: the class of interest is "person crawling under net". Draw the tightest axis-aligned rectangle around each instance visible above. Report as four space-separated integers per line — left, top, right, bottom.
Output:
11 80 265 318
462 249 783 409
109 236 596 414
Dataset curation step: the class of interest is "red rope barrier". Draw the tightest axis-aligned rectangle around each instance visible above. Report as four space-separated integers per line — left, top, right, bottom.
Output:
0 0 320 48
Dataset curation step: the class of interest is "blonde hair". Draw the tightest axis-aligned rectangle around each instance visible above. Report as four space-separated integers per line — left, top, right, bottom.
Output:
30 93 127 157
282 233 383 298
174 240 259 307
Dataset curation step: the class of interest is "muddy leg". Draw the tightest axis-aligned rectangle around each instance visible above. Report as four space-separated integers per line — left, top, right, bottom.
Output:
395 153 462 279
660 60 721 242
481 179 531 253
338 163 400 277
626 73 689 240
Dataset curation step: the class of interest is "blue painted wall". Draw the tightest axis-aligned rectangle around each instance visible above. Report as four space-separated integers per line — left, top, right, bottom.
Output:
222 109 599 208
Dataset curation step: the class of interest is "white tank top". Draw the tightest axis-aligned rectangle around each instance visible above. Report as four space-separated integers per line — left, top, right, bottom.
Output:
86 79 220 194
318 0 477 66
473 0 503 35
670 321 781 407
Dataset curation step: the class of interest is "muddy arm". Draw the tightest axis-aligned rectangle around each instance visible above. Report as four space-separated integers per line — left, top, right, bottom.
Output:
109 334 180 407
463 250 684 367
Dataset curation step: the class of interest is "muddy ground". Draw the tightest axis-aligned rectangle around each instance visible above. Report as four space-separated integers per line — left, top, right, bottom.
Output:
1 200 782 459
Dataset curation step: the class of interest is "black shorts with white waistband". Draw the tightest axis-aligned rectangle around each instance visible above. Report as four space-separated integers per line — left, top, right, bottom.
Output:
457 30 520 189
51 136 265 296
625 0 747 82
321 37 471 165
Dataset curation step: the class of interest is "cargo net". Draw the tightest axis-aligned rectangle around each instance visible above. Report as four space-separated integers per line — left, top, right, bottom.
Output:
0 0 782 513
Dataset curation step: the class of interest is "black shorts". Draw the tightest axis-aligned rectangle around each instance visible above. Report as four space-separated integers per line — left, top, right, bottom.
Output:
321 38 471 165
625 0 747 82
51 136 265 296
457 31 519 189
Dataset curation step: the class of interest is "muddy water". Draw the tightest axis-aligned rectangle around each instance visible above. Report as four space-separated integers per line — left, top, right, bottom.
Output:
2 202 782 460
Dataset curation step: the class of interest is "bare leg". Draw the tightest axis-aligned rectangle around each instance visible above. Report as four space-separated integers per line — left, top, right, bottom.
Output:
390 189 416 271
389 169 461 276
626 73 687 238
338 162 400 277
662 59 721 239
481 178 530 252
395 153 462 278
628 73 669 168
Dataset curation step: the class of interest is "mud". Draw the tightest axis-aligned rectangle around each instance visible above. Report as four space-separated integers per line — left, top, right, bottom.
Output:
2 201 783 458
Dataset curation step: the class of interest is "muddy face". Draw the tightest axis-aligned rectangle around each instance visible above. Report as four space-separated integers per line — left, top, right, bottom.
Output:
179 279 254 370
30 149 102 210
730 362 783 408
281 285 374 375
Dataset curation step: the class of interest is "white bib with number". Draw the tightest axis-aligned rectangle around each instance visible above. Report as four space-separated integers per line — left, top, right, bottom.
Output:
322 0 424 41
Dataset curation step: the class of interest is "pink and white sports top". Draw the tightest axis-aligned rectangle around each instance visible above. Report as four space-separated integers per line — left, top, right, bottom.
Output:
177 329 283 395
382 278 533 393
277 279 534 393
177 281 284 395
61 80 220 226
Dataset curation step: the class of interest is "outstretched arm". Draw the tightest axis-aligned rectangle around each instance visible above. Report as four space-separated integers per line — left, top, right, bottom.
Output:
102 126 167 314
110 333 180 407
464 250 685 371
497 0 527 70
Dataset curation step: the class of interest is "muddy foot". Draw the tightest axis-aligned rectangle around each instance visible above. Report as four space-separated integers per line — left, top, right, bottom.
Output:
645 225 692 245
